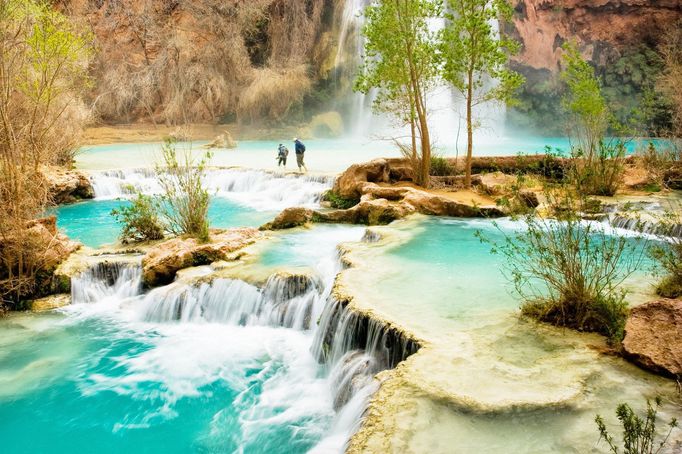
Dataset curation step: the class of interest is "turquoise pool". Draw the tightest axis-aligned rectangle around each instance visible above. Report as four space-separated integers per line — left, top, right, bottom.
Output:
53 198 275 248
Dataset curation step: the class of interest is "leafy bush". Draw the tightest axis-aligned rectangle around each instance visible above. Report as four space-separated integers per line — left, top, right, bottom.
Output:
650 210 682 298
569 140 627 197
323 191 359 209
430 156 455 177
111 194 165 244
595 397 678 454
479 188 648 343
156 138 211 242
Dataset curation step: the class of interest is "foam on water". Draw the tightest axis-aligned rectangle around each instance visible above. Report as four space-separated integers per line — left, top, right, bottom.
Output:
1 225 393 453
89 168 334 211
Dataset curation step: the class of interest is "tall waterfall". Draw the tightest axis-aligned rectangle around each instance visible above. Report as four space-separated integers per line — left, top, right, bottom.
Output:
335 1 507 147
90 168 334 211
67 231 417 452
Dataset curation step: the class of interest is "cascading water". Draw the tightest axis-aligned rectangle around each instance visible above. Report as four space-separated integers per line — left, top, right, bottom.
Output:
62 227 416 452
89 168 334 211
335 1 507 147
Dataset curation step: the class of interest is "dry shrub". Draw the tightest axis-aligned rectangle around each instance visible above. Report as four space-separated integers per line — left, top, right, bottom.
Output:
65 0 332 124
239 65 312 123
658 19 682 137
0 0 92 307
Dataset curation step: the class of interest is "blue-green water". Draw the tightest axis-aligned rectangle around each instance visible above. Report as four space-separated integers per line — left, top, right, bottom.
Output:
53 198 275 248
0 301 334 454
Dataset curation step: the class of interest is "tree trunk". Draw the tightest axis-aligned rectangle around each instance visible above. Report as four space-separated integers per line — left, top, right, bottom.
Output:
464 70 474 188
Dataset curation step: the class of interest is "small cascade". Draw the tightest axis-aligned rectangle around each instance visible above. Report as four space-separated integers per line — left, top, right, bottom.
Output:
608 214 682 238
601 201 682 237
71 261 143 304
89 168 334 211
309 297 421 451
139 273 324 331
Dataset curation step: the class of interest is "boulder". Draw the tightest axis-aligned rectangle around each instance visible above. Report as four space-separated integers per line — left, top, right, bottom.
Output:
476 172 517 196
333 159 391 200
260 207 314 230
142 228 261 287
43 166 95 204
402 191 504 217
518 189 540 208
204 131 238 149
622 299 682 377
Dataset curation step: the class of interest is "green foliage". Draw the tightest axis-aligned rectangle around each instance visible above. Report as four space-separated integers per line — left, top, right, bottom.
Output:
560 44 627 197
570 140 627 197
111 194 165 244
156 138 212 242
649 210 682 299
561 42 610 157
440 0 524 186
478 188 648 343
595 397 678 454
355 0 441 187
324 190 359 209
429 156 456 176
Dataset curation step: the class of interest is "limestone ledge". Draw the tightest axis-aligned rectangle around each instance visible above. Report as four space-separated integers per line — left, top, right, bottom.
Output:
331 223 680 453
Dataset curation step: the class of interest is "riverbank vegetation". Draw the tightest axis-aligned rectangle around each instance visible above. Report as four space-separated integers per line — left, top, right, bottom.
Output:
0 0 91 308
480 188 648 343
650 211 682 299
112 139 212 243
595 397 678 454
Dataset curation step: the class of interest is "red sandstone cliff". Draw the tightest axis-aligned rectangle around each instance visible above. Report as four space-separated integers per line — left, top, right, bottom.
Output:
509 0 682 72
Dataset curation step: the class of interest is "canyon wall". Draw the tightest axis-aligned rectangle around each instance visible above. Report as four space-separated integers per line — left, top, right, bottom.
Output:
506 0 682 134
59 0 343 125
59 0 681 133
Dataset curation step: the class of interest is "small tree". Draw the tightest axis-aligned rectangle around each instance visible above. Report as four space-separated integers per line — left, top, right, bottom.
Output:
111 194 165 244
595 397 678 454
355 0 441 187
155 139 211 242
0 0 92 305
478 187 648 343
560 42 626 196
440 0 524 188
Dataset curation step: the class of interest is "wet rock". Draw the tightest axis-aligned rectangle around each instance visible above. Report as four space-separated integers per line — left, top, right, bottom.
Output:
142 228 261 287
31 294 70 312
43 166 95 204
622 299 682 377
260 207 314 230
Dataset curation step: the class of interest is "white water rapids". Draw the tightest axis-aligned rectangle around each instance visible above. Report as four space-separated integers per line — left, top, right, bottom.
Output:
65 227 408 452
89 168 334 211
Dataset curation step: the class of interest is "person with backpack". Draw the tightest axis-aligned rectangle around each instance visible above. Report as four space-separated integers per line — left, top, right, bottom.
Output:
293 138 307 172
276 143 289 167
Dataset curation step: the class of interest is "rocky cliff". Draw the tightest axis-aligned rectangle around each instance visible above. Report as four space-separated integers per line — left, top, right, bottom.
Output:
59 0 681 133
506 0 682 134
59 0 343 125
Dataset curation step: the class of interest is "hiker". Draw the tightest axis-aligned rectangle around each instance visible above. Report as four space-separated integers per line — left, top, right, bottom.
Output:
293 138 307 172
276 143 288 167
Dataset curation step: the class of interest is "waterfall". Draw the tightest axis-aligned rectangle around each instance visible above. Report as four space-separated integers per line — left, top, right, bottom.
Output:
68 228 417 452
336 2 507 146
139 273 324 331
71 261 143 305
89 168 334 211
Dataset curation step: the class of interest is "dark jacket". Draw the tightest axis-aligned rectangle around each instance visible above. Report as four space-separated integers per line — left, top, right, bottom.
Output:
294 140 306 154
